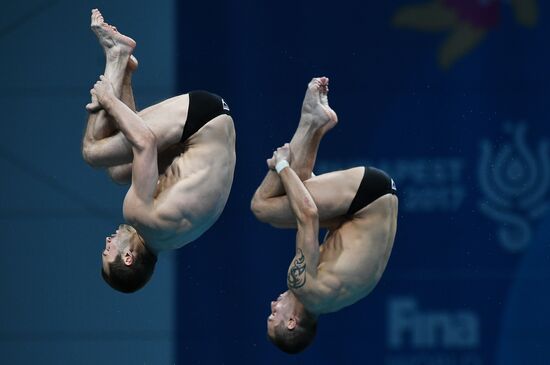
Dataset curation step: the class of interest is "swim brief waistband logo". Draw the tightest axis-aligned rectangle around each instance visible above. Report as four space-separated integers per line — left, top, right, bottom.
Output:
222 99 230 111
478 122 549 252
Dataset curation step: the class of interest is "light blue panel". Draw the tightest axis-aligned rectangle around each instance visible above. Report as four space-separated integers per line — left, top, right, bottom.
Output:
0 1 175 364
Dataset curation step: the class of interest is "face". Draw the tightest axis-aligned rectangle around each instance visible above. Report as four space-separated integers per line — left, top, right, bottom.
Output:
267 291 295 337
101 224 138 274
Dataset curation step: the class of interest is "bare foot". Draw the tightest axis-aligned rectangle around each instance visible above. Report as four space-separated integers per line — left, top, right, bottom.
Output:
300 77 338 133
87 9 136 112
91 9 136 60
87 55 137 112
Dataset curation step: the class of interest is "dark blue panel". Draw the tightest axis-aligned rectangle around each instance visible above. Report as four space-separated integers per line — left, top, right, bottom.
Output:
176 1 550 364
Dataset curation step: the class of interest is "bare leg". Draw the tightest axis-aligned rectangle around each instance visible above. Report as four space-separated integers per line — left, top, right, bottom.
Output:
251 77 344 225
82 9 135 166
120 55 138 111
87 9 135 112
105 65 188 185
252 78 336 202
105 56 138 184
83 93 190 168
96 55 138 138
292 77 338 179
82 10 189 169
254 167 365 228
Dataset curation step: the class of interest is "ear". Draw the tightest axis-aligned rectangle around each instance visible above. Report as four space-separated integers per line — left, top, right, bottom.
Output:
287 318 297 331
123 251 134 266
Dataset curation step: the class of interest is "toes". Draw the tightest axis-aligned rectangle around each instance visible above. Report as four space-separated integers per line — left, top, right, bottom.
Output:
92 13 105 27
319 77 330 93
308 80 321 91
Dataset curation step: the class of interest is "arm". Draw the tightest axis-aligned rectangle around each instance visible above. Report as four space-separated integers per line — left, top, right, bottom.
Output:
82 112 133 167
82 67 138 168
274 145 320 288
253 152 285 199
92 76 159 212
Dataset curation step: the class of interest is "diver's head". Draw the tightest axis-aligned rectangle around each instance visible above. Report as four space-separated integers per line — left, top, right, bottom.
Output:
101 224 157 293
267 291 318 354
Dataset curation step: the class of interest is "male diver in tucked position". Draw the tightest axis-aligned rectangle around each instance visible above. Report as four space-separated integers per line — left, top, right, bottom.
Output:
251 77 398 353
82 9 235 293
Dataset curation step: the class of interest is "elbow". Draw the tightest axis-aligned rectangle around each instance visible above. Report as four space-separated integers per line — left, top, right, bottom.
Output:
299 204 318 222
135 130 157 151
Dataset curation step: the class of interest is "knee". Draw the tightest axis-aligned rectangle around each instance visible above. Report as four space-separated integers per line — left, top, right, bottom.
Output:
82 145 99 167
250 195 269 223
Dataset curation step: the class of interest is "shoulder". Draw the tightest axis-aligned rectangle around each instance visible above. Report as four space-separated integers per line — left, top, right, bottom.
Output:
123 190 189 232
292 272 343 311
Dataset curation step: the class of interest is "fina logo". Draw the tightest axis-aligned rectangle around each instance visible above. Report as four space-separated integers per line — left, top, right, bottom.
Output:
478 123 549 253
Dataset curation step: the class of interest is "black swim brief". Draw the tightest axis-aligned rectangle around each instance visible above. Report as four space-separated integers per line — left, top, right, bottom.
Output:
346 166 397 216
180 90 231 143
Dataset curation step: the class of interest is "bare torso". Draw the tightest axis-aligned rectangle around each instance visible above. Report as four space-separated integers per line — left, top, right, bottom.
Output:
301 193 398 314
123 114 236 252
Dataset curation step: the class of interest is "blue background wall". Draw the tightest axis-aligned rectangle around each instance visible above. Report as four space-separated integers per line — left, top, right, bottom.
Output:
0 1 176 363
175 1 550 364
1 0 549 364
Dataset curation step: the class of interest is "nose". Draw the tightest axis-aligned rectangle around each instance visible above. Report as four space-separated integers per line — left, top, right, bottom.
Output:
271 301 276 311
